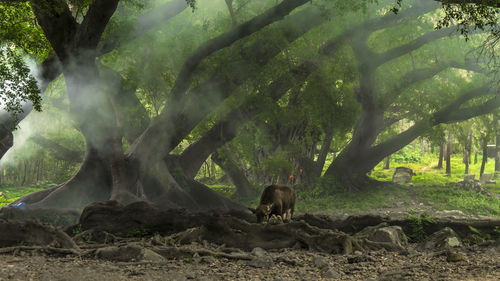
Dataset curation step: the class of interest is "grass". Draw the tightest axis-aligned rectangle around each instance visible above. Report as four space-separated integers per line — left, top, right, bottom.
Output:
1 153 499 218
206 154 500 217
0 186 45 208
371 154 500 185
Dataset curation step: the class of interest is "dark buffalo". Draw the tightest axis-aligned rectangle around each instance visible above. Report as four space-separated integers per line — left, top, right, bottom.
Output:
249 184 295 223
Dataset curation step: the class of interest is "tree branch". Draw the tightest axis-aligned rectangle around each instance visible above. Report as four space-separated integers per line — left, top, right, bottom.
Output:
30 135 83 162
366 85 497 169
170 0 311 101
319 1 440 56
373 27 456 67
98 0 188 54
30 0 77 62
129 6 325 162
178 62 317 178
75 0 120 50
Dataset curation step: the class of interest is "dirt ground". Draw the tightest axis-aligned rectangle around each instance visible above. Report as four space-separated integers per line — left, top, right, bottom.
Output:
0 242 498 281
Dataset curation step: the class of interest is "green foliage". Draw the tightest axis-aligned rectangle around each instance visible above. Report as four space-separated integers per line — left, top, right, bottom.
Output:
72 224 83 235
0 2 50 58
407 213 434 242
392 146 422 163
0 47 42 123
0 186 45 208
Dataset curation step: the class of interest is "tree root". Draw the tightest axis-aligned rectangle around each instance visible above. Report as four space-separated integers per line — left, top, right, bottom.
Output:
0 246 80 256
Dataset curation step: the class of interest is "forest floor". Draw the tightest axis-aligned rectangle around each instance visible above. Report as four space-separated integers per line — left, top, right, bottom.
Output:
0 200 499 281
0 241 498 281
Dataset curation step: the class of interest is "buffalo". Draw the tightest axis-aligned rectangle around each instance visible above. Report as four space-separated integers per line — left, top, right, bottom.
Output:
249 184 295 223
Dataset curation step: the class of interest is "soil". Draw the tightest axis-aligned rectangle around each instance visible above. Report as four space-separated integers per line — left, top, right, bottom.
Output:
0 202 498 281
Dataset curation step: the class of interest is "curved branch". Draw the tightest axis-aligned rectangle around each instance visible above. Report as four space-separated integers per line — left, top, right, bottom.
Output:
319 0 440 56
129 6 325 160
365 85 497 169
178 62 317 178
170 0 311 100
373 27 456 67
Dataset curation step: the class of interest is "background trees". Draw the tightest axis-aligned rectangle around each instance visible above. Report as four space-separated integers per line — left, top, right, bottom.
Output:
0 0 499 210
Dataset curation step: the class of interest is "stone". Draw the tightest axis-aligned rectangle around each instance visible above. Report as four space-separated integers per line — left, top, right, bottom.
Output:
143 249 165 262
322 267 341 279
446 251 466 262
312 255 328 269
392 167 415 184
201 256 216 264
422 227 462 250
480 173 493 185
95 245 143 262
464 174 476 182
248 256 274 268
368 226 408 247
251 247 267 257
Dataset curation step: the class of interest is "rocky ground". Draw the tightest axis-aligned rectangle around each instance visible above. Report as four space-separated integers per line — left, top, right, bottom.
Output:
0 241 498 281
0 201 499 281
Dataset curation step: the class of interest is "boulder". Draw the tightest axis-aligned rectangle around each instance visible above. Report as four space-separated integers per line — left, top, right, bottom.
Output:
422 227 462 250
392 167 415 184
464 174 476 182
368 226 408 247
480 173 495 185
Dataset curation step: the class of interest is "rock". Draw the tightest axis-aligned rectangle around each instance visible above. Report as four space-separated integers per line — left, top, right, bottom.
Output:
392 167 415 184
446 251 466 262
479 173 493 185
200 256 216 264
143 249 165 262
464 174 476 182
248 256 274 268
251 247 267 257
347 255 375 263
95 245 143 262
435 210 466 218
422 227 462 250
368 226 408 247
312 255 328 269
322 267 341 279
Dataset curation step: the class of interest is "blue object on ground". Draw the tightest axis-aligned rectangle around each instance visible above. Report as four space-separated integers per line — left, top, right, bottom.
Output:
5 202 26 210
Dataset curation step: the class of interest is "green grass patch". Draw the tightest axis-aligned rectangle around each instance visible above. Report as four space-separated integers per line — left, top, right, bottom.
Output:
295 184 413 213
413 186 500 216
0 186 45 208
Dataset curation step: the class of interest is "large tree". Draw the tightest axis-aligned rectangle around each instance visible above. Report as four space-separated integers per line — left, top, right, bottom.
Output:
1 0 334 210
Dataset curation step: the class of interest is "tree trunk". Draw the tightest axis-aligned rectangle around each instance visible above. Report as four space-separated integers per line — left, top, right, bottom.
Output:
437 140 444 169
383 156 390 169
420 137 425 156
495 113 500 173
480 138 488 177
463 148 469 175
446 131 452 176
211 149 259 200
314 126 333 178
